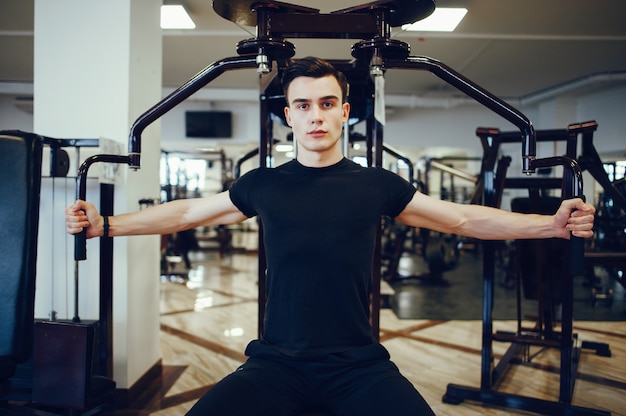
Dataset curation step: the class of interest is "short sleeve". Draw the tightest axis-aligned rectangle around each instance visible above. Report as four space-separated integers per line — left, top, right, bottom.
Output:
228 169 260 218
378 168 417 218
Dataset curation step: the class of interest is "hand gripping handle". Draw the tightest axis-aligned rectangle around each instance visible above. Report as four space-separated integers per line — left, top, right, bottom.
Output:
74 153 131 261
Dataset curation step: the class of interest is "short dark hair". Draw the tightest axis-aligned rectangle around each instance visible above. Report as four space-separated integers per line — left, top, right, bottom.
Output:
281 57 349 103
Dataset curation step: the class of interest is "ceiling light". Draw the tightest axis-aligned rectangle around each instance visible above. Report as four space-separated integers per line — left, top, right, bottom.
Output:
161 5 196 29
402 8 467 32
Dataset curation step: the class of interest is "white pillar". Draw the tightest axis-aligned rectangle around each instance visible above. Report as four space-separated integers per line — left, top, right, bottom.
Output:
34 0 162 389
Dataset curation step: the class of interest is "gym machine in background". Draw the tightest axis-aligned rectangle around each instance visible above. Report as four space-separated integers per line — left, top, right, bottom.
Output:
159 149 235 276
377 149 473 285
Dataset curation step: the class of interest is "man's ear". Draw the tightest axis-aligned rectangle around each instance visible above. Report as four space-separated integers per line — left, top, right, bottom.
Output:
284 106 292 126
342 102 350 123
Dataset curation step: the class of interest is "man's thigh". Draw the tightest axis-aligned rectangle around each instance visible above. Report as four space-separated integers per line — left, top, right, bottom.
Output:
186 359 307 416
323 360 435 416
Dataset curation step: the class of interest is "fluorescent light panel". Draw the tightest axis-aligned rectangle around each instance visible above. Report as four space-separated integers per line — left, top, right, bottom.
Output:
402 8 467 32
161 5 196 29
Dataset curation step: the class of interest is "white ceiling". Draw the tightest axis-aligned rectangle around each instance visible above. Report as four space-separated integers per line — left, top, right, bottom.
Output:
2 0 626 103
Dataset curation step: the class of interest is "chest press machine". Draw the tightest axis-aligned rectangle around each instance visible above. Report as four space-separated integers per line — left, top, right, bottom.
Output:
64 0 609 415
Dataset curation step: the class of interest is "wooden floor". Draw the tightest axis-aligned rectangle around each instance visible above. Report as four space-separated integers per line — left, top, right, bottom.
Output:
118 247 626 416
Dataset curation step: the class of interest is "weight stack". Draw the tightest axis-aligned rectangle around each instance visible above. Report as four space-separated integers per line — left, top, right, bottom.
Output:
32 319 100 408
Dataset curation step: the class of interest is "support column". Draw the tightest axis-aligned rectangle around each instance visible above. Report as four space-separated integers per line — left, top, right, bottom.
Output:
33 0 162 390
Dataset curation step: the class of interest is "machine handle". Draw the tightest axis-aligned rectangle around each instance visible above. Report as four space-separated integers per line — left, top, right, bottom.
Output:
74 154 131 261
569 234 585 273
74 156 91 261
388 56 537 173
532 156 585 272
75 230 88 261
569 195 586 273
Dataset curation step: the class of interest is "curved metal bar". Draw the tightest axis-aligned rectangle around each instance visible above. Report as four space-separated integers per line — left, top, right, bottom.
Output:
386 56 537 173
74 154 132 261
428 159 478 184
382 143 414 183
74 55 259 262
234 148 260 179
128 55 259 169
532 156 583 199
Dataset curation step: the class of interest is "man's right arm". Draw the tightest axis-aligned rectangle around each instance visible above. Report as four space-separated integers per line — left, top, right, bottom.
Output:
65 191 248 239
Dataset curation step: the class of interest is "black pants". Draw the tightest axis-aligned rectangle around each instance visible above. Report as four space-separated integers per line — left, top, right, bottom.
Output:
187 340 435 416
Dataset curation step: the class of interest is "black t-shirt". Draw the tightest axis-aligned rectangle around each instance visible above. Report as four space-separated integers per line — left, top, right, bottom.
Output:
229 158 416 357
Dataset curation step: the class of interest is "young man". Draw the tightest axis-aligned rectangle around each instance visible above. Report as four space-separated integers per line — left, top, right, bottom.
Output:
66 57 595 415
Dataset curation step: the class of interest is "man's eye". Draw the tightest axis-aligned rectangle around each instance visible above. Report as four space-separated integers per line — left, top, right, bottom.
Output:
298 104 309 110
323 102 334 108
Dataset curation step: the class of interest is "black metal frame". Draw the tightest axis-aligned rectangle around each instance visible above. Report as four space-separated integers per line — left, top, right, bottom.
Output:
442 126 612 415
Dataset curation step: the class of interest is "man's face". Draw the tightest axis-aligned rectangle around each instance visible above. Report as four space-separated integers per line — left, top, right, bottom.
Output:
284 75 350 156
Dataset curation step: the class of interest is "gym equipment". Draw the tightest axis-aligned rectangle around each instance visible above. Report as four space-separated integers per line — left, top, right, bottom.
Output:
573 122 626 299
575 121 626 211
419 156 482 264
0 131 42 403
159 149 230 275
0 131 115 415
590 185 626 303
475 121 626 304
473 120 626 211
66 1 564 413
75 0 539 337
377 146 459 284
418 156 481 203
442 125 612 415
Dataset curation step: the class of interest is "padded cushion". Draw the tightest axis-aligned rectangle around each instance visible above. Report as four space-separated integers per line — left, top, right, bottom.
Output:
0 131 42 366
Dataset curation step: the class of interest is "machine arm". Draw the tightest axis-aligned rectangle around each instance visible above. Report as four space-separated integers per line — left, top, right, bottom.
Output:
387 56 537 174
75 55 259 261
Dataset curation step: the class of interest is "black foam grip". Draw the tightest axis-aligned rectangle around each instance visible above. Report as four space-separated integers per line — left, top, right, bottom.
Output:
75 229 87 261
569 194 586 273
569 235 585 273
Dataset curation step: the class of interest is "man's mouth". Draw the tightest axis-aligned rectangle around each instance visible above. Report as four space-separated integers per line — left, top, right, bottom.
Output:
308 129 327 137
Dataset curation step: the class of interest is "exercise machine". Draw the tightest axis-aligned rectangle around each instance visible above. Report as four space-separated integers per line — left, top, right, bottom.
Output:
476 122 626 304
442 124 613 415
64 1 587 414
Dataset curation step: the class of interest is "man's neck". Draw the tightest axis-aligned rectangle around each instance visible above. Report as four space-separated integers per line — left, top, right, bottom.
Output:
296 150 343 168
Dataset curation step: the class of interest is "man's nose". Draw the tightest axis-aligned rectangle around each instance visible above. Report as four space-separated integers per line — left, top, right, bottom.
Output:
310 105 322 123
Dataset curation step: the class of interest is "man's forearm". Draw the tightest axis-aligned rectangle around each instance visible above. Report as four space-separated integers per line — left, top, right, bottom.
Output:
107 199 193 237
455 204 555 240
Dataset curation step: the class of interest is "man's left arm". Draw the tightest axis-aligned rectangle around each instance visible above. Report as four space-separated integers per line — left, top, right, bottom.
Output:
395 191 595 240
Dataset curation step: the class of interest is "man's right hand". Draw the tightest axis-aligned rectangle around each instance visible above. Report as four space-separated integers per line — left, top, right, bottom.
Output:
65 199 103 239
